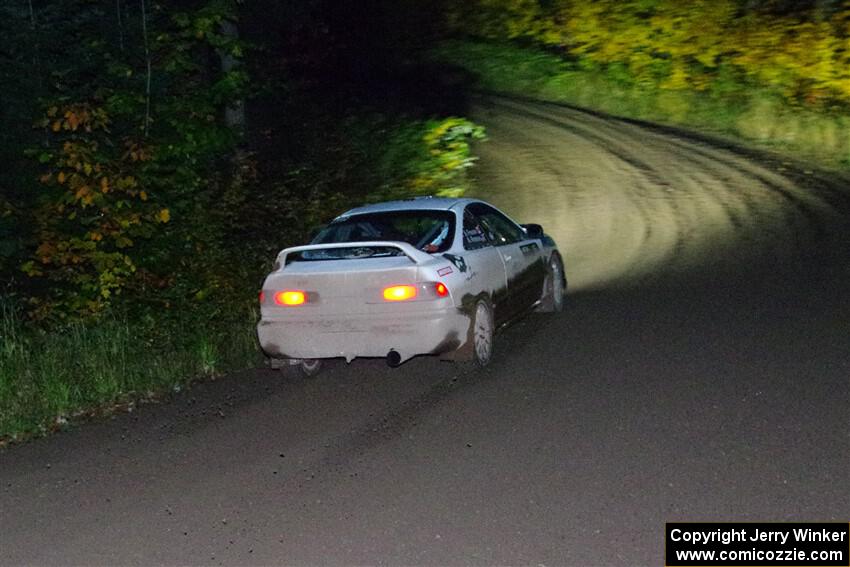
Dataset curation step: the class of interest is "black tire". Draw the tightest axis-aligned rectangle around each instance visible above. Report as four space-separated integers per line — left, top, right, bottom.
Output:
538 253 566 313
299 358 323 377
471 297 495 367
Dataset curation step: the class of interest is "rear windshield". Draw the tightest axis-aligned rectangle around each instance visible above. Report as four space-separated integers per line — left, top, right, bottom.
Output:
288 246 406 262
312 210 456 254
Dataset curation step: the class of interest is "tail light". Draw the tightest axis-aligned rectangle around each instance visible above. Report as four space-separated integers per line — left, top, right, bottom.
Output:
381 282 449 302
274 290 307 306
383 285 417 302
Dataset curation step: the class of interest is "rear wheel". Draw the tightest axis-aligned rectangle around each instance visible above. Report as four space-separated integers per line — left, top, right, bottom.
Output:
472 298 494 367
299 358 323 377
274 358 324 378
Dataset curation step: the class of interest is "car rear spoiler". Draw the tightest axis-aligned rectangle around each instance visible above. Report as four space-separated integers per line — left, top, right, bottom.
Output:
276 241 435 268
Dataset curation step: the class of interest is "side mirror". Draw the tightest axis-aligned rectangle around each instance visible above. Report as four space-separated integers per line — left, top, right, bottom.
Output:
522 223 544 239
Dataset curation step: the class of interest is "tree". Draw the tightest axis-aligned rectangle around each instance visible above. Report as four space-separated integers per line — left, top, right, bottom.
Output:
18 0 248 320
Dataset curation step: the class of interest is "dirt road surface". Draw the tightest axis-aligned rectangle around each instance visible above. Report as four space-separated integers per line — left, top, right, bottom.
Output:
1 97 848 565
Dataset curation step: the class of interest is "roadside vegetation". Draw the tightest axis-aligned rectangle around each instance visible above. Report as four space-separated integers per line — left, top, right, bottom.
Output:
7 0 847 444
438 0 850 169
0 0 483 443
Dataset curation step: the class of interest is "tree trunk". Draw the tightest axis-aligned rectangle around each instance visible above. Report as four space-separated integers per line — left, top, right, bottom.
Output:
218 19 245 134
116 0 125 51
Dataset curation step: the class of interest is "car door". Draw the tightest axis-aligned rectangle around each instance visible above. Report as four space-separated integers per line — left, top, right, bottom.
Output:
460 206 510 324
469 203 546 320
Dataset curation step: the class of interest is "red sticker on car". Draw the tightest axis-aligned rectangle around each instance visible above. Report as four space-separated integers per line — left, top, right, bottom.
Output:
437 266 453 276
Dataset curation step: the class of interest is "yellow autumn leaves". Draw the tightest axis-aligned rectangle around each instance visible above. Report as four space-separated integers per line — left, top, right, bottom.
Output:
44 103 108 133
451 0 850 106
29 101 171 315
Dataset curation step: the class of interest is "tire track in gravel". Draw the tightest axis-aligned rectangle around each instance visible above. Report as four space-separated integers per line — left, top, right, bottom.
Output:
471 96 846 290
545 101 833 246
2 93 849 567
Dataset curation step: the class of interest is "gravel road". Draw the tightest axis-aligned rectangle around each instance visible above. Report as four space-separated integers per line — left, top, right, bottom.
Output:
1 96 848 566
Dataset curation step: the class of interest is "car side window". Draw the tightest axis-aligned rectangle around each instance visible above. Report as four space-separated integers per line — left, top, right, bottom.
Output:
472 204 525 246
463 208 491 250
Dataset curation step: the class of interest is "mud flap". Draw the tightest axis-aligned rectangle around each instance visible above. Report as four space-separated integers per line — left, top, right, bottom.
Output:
440 315 475 362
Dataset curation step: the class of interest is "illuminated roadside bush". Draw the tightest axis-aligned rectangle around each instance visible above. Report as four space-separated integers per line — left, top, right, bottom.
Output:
412 118 487 198
376 117 486 202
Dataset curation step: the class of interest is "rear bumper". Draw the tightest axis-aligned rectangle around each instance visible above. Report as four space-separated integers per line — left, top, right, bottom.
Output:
257 307 471 362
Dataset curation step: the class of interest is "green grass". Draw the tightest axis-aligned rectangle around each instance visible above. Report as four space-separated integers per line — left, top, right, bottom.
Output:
0 113 486 445
435 39 850 169
0 301 262 443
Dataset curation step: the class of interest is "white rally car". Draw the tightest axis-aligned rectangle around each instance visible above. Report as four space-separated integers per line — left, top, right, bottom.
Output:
257 197 566 375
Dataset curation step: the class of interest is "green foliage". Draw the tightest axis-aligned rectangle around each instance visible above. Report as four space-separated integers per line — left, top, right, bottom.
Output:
432 40 569 93
0 0 490 442
23 105 166 318
0 299 260 443
18 0 247 322
439 0 850 167
376 118 486 201
448 0 850 108
412 118 487 198
435 39 850 168
448 0 564 45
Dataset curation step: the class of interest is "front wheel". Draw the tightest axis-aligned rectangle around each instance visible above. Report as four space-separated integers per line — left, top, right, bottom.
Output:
471 298 495 367
538 254 566 313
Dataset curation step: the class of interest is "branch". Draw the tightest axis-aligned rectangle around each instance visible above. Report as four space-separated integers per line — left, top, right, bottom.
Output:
140 0 152 138
116 0 125 52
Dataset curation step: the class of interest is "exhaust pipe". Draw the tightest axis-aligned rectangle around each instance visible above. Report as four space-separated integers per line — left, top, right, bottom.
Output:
386 350 402 368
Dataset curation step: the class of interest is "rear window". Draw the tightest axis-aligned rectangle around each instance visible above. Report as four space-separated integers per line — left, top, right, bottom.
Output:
288 246 406 262
312 210 456 254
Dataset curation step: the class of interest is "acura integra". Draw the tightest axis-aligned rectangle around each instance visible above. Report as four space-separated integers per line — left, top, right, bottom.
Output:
257 197 566 376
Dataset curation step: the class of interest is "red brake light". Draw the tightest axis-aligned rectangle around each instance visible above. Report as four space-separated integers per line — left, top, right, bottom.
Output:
383 285 417 302
435 282 448 297
274 290 306 306
259 290 266 303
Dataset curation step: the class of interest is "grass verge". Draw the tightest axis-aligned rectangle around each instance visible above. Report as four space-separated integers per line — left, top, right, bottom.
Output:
0 301 262 445
434 39 850 170
0 115 485 445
